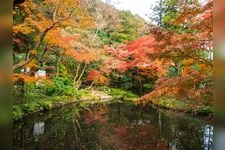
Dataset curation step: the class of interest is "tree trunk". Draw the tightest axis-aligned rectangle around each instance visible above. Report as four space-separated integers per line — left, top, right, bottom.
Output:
158 111 162 136
87 81 95 89
137 71 142 95
118 75 122 87
74 63 87 90
73 63 81 86
139 79 142 95
56 55 62 77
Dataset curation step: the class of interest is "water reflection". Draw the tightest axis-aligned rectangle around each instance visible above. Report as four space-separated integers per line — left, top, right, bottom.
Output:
13 102 213 149
33 122 45 142
203 125 213 150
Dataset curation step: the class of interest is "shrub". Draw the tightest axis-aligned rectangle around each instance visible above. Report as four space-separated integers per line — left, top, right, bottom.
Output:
200 106 213 115
43 77 75 96
13 106 24 120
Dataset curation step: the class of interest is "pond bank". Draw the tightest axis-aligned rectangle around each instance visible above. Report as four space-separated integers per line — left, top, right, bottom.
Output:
138 96 213 118
13 88 212 121
14 101 213 149
13 88 137 121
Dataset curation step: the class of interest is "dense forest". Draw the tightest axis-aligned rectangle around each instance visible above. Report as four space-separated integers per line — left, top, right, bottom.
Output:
13 0 213 120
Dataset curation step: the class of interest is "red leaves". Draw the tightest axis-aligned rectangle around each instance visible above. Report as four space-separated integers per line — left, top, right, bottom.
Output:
87 70 108 85
87 70 101 81
136 1 213 104
105 34 170 78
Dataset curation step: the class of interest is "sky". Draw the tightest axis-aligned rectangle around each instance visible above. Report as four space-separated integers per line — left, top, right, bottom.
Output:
100 0 158 22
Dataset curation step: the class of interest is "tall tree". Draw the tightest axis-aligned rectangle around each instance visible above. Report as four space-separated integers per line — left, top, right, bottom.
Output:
13 0 93 72
141 0 213 103
149 0 199 29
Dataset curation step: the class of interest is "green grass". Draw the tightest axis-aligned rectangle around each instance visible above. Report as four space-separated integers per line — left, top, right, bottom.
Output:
99 87 139 101
145 96 213 115
200 106 213 115
13 96 75 120
157 97 188 111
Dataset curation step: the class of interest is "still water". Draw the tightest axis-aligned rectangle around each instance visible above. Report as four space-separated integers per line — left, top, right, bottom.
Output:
13 102 213 150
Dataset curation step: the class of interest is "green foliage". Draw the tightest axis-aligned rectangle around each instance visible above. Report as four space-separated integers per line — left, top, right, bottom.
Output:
192 64 199 71
150 0 188 30
101 87 139 101
21 103 40 113
167 66 177 78
96 30 111 45
123 92 139 101
59 64 68 77
40 101 53 110
158 98 187 110
200 106 213 115
24 83 45 98
13 106 24 120
143 83 153 90
43 77 75 96
13 95 75 120
109 11 139 43
76 89 92 99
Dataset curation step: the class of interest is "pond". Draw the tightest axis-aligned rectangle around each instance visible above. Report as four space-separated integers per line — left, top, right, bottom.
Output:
13 102 213 150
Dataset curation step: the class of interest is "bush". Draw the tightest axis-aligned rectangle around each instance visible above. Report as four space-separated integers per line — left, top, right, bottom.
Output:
43 77 75 96
103 87 139 101
21 103 40 113
13 106 24 120
42 101 53 110
200 106 213 115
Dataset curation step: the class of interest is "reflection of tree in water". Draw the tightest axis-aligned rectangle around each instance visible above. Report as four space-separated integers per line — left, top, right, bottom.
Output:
14 103 213 149
33 122 45 142
14 105 88 149
203 125 213 150
158 111 213 150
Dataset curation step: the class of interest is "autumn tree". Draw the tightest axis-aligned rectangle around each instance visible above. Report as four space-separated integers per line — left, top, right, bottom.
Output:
86 70 108 89
102 35 170 94
149 0 200 28
13 0 95 98
13 0 93 72
140 0 213 104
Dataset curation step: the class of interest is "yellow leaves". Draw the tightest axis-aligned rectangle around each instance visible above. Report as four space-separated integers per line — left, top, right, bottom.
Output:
45 29 61 46
25 16 52 32
45 29 80 50
33 35 39 42
97 75 108 85
13 73 37 84
79 15 95 29
183 58 194 65
13 73 49 84
13 24 34 35
67 50 98 64
30 50 37 55
199 63 212 74
25 59 39 69
183 66 191 76
60 20 73 27
14 0 93 43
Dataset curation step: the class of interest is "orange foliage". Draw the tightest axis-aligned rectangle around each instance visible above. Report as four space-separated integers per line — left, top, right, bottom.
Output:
106 34 170 78
13 0 94 71
87 70 108 85
137 0 213 103
45 29 80 50
13 73 41 84
65 48 97 64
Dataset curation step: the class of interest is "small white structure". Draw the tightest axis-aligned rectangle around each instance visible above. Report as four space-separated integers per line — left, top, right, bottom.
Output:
21 67 30 73
35 70 46 78
33 122 45 141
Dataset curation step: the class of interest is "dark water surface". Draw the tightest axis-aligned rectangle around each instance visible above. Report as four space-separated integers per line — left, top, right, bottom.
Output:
13 102 213 150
